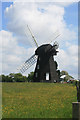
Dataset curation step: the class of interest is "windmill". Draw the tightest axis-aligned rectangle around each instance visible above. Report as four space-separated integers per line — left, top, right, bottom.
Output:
17 25 60 82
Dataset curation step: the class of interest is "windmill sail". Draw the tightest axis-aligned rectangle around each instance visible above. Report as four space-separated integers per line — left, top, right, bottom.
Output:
47 30 60 44
17 54 37 73
24 25 38 48
27 25 38 48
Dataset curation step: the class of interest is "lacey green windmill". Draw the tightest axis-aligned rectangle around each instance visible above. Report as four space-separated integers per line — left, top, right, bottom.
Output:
18 25 60 82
